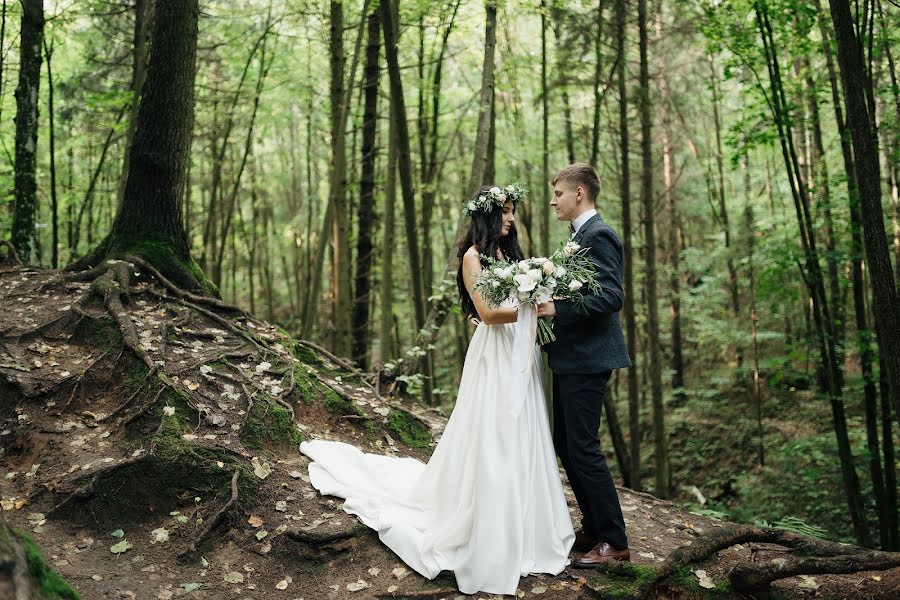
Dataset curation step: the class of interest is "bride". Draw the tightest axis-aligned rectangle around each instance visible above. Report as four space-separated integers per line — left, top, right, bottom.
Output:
299 185 574 596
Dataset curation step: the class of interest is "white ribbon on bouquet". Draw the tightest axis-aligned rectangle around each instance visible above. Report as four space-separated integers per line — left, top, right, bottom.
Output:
508 302 538 418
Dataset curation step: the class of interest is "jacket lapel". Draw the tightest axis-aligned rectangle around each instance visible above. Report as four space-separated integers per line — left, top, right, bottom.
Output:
573 213 601 245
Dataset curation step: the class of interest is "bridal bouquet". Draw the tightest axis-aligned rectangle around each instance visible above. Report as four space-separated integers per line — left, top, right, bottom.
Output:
474 241 601 345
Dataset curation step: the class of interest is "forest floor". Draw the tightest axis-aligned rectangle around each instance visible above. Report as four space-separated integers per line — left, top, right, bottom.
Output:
1 264 898 600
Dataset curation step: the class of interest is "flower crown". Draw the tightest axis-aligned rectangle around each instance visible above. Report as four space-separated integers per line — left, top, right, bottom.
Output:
463 184 528 217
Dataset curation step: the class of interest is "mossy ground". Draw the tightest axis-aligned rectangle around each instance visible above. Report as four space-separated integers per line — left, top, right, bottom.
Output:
386 409 431 448
73 412 257 528
587 562 657 599
240 397 303 451
19 531 81 599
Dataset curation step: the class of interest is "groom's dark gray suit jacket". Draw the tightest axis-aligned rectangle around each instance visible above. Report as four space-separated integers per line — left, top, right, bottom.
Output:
546 214 633 374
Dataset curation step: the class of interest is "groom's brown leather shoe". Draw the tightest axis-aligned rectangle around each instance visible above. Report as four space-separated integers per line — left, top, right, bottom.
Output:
572 542 631 568
573 529 600 552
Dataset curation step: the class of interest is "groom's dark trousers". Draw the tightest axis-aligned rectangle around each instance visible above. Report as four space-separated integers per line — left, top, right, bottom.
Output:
546 213 632 551
552 371 627 550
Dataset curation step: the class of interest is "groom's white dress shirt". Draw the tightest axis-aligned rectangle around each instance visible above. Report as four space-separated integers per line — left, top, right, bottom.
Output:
571 209 597 237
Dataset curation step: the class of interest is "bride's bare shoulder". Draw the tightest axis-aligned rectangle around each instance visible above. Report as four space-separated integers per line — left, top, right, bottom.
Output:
464 246 480 261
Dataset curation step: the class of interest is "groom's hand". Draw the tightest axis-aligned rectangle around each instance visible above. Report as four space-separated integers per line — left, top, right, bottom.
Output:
536 301 556 318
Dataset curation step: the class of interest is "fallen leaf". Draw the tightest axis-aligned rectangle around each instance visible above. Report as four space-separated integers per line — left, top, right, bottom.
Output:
252 458 272 480
367 567 380 577
248 515 263 528
392 566 410 580
275 500 287 512
111 529 125 538
387 585 398 593
346 579 369 592
692 569 716 590
256 530 268 541
797 575 819 590
163 406 175 416
180 583 203 592
531 586 547 594
275 579 289 590
223 571 244 584
151 528 170 544
110 539 133 554
288 470 303 479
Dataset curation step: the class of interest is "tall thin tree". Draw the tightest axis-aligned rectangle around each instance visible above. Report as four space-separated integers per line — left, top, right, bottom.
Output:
11 0 44 262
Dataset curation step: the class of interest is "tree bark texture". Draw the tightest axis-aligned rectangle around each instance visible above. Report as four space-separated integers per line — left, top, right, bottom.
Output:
352 8 380 369
11 0 44 263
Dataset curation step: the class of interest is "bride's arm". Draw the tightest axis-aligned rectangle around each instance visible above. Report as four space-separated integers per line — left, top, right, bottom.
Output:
462 249 518 325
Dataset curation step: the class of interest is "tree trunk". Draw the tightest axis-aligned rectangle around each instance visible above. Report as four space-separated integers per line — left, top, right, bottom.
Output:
11 0 44 263
380 0 427 346
617 0 640 491
815 0 891 548
743 141 764 466
829 0 900 437
329 0 352 357
540 0 550 256
656 11 684 406
709 55 740 323
116 0 152 213
590 2 605 167
74 0 203 292
757 0 870 547
380 69 399 362
44 37 58 269
352 8 380 369
639 0 667 498
391 0 496 390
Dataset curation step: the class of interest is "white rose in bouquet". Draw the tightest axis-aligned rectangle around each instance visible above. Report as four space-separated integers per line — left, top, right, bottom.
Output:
518 260 531 273
514 273 537 292
563 241 581 256
542 262 555 276
527 269 543 284
555 265 567 278
535 286 553 304
498 193 507 202
490 186 501 195
568 279 583 292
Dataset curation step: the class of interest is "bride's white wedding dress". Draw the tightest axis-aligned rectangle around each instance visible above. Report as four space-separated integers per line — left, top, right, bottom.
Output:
299 309 574 595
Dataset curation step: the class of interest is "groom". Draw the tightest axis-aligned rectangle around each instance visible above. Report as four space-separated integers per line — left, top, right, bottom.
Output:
537 163 632 567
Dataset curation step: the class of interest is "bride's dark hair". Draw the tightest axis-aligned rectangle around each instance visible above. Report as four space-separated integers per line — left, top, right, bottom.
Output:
457 185 525 320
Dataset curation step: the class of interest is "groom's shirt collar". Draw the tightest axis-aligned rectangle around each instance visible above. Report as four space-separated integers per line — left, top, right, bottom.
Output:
572 209 597 236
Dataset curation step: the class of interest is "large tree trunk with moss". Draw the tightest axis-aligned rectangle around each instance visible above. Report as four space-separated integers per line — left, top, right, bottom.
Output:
11 0 44 264
70 0 206 294
0 515 78 600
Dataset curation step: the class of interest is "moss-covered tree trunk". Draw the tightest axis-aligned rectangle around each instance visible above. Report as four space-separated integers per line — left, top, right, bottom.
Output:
71 0 208 294
0 514 78 600
11 0 44 264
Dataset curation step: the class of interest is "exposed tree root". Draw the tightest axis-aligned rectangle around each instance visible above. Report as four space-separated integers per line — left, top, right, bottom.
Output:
281 527 363 547
86 261 156 372
730 550 900 590
0 240 22 267
45 453 151 518
631 525 899 596
146 288 268 354
95 377 151 423
178 469 240 562
126 255 247 316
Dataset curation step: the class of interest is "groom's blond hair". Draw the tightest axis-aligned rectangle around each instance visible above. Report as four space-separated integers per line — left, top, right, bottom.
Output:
552 163 601 203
